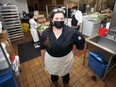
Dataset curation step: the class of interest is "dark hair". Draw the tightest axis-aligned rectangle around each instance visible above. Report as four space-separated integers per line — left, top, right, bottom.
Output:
44 9 65 48
29 12 34 18
72 6 78 10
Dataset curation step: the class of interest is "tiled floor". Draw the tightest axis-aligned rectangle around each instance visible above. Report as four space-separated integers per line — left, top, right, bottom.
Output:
12 32 116 87
19 54 110 87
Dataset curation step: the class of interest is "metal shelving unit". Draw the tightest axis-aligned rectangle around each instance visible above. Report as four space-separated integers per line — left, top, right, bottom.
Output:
0 5 24 41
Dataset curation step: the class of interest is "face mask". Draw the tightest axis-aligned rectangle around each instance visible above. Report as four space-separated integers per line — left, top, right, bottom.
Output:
53 21 64 29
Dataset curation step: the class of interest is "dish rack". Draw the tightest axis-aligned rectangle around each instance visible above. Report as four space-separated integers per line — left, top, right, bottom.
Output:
0 5 24 41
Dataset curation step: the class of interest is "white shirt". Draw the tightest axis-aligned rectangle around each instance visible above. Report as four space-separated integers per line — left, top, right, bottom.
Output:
29 19 39 42
29 19 38 29
72 10 83 25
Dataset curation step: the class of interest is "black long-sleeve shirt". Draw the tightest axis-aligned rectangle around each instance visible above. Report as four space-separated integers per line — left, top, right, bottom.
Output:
40 25 85 57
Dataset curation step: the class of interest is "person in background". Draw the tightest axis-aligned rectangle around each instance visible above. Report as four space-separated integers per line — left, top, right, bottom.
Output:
29 12 41 48
71 5 83 31
40 8 85 87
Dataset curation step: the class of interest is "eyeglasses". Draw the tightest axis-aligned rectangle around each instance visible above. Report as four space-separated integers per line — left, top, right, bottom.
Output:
52 8 65 13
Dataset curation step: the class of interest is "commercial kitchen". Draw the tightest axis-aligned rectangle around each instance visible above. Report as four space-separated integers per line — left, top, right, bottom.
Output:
0 0 116 87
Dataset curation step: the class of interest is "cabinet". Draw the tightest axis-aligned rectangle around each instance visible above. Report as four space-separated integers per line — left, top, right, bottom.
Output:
82 17 100 37
0 5 24 41
0 30 13 56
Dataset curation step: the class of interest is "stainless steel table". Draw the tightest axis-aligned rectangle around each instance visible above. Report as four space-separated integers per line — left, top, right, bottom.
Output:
83 37 116 80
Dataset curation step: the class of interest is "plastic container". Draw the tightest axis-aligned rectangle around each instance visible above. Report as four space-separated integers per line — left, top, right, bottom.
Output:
0 68 17 87
99 28 108 36
22 23 29 32
0 43 7 58
0 53 11 70
0 43 11 70
11 55 20 76
88 51 108 78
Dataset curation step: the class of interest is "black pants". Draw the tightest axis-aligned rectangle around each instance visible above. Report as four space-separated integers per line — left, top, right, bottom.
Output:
51 73 70 84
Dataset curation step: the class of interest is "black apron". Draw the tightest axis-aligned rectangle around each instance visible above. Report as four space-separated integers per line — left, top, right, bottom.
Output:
71 15 80 31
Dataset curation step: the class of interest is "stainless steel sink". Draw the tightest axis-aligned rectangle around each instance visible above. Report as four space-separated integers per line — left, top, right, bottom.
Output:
87 36 116 55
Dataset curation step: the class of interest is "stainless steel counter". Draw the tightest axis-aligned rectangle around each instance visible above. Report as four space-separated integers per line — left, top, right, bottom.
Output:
83 35 116 79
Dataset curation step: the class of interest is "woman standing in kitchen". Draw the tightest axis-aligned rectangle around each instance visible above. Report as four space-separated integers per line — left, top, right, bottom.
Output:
40 8 85 87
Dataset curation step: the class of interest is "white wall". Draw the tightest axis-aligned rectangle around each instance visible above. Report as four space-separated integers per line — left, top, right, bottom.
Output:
0 0 29 14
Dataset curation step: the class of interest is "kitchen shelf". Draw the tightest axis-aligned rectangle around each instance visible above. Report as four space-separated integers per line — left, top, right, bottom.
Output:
0 5 24 41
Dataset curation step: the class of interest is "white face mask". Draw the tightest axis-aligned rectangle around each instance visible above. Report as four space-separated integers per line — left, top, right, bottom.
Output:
71 9 76 16
72 9 76 13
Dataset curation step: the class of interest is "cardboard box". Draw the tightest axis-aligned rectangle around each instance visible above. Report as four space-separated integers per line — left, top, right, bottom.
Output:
0 30 14 57
38 14 44 18
44 21 50 26
38 17 46 23
0 30 10 43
